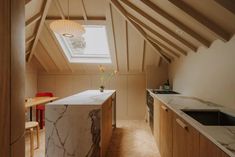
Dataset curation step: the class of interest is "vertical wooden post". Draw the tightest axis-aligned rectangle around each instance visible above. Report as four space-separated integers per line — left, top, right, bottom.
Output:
0 0 25 157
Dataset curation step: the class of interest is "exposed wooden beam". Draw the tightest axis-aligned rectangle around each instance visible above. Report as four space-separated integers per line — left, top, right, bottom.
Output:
25 0 31 5
125 21 129 72
54 0 65 19
148 36 180 58
81 0 88 20
127 13 187 56
46 16 106 21
109 4 119 71
26 35 35 45
110 0 171 63
25 13 42 28
140 0 210 47
28 0 52 62
215 0 235 15
169 0 231 41
142 40 146 72
119 0 197 51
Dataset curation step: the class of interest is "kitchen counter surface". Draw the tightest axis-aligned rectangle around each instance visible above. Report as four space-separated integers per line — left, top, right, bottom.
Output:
48 90 116 106
149 90 235 157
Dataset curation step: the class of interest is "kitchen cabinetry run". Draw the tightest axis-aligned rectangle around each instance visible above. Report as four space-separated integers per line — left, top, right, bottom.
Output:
153 95 231 157
173 114 200 157
101 97 113 157
159 104 173 157
200 135 229 157
153 98 161 147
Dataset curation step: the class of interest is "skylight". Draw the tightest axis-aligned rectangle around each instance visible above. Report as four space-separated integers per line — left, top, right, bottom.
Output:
55 25 112 64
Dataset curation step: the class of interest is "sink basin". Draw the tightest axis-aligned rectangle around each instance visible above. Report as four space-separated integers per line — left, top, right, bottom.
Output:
182 110 235 126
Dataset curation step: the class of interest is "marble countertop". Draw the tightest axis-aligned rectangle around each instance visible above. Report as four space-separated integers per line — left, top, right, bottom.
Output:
48 90 116 106
149 90 235 157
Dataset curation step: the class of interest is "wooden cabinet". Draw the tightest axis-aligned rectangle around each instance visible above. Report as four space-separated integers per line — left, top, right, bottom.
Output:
200 135 229 157
159 104 173 157
153 98 161 147
101 97 113 157
173 113 200 157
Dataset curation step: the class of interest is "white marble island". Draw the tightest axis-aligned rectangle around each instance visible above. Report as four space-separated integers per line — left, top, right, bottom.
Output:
45 90 116 157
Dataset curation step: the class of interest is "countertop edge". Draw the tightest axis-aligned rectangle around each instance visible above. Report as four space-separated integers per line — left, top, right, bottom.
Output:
149 90 235 157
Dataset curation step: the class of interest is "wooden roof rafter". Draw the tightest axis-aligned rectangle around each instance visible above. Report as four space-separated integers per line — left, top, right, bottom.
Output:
26 13 42 28
214 0 235 15
110 0 171 64
140 0 211 48
127 13 187 56
119 0 197 52
27 0 52 62
168 0 231 42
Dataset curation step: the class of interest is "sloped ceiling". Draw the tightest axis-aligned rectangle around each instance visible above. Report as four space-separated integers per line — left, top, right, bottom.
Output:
25 0 235 73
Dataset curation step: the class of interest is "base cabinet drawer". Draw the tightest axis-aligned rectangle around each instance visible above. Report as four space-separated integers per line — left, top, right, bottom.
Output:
173 114 200 157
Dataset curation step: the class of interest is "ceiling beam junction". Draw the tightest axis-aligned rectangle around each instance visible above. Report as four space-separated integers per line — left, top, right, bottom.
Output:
120 0 197 52
140 0 211 47
169 0 231 42
28 0 53 62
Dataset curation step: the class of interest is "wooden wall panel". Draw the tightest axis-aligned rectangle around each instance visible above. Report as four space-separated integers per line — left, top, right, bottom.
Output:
128 24 144 72
0 0 25 156
38 73 146 120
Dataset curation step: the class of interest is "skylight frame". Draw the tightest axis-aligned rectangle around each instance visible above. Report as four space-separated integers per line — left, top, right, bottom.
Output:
54 25 112 64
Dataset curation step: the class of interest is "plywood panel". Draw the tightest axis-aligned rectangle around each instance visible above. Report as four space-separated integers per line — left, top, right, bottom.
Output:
145 43 160 68
110 75 128 119
39 25 71 72
127 74 146 119
38 73 146 120
112 8 128 72
37 75 56 94
25 0 44 21
26 21 38 40
35 42 58 72
55 75 74 97
57 0 84 17
128 24 144 72
84 0 106 16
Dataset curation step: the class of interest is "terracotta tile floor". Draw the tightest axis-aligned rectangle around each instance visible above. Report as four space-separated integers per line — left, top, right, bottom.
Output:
107 120 160 157
25 120 160 157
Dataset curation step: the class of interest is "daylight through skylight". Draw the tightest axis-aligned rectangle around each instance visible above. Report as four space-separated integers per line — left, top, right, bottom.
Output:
55 25 112 64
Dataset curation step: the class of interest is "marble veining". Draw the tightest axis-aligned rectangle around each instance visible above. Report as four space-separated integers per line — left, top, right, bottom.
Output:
86 109 101 157
149 91 235 157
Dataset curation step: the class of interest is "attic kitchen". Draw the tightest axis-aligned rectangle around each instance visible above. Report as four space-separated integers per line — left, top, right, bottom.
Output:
1 0 235 157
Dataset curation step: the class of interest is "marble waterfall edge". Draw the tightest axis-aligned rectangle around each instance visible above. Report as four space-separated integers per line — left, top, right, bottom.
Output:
45 105 101 157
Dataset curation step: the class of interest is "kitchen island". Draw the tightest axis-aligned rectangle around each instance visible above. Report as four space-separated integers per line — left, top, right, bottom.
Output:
45 90 116 157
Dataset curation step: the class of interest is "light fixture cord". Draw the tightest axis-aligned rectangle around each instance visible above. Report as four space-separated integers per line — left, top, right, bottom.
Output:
68 0 70 20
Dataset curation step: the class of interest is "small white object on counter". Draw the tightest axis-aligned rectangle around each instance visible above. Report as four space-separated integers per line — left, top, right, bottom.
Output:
149 90 235 157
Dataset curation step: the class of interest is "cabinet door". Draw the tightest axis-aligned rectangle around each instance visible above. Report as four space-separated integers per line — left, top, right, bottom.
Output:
153 98 161 147
101 98 113 157
200 135 223 157
173 114 200 157
160 104 173 157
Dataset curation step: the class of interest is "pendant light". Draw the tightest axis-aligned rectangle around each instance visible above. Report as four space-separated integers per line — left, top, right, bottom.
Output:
50 0 85 38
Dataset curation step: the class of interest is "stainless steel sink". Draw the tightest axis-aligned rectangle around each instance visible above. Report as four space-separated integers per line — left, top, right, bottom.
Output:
182 110 235 126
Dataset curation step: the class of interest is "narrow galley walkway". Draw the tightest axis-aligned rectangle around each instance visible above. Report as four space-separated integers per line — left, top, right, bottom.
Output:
107 120 160 157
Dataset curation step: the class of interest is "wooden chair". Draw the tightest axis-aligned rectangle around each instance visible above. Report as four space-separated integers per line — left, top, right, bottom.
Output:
25 121 40 157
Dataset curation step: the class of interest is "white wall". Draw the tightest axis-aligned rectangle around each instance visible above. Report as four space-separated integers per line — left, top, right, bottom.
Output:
37 73 146 120
169 36 235 108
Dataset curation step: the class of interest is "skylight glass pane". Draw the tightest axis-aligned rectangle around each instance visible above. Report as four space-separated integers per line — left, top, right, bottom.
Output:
54 25 112 63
